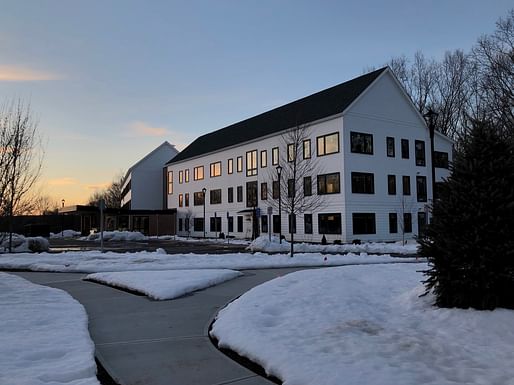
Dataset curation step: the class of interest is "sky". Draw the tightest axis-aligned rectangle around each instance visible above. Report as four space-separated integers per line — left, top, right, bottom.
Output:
0 0 512 206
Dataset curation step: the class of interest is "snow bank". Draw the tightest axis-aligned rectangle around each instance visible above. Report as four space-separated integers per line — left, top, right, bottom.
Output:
86 269 242 300
247 235 418 255
0 272 99 385
211 264 514 385
82 230 148 242
50 229 82 238
0 233 49 253
149 235 251 245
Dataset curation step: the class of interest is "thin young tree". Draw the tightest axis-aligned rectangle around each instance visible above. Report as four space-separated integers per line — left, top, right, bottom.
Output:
268 123 325 257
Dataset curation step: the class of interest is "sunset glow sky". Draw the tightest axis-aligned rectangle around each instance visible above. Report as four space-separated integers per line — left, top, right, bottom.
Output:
0 0 511 206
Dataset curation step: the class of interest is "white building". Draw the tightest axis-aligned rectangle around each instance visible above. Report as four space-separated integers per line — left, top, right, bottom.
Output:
121 141 179 210
166 68 453 242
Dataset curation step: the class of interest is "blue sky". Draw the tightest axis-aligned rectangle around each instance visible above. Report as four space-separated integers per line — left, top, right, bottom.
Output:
0 0 511 205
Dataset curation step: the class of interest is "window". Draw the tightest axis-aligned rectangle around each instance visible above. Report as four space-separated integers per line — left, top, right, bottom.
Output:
261 182 268 200
246 150 258 176
403 213 412 233
228 158 234 174
388 175 396 195
303 139 311 159
237 216 243 232
185 193 189 207
272 215 280 233
210 217 221 232
318 213 342 234
415 140 426 166
389 213 398 233
386 137 395 157
416 176 427 202
351 172 374 194
272 147 279 165
434 151 449 169
167 171 173 194
178 170 183 184
287 143 295 162
184 169 190 183
178 218 183 232
246 181 258 207
418 212 427 236
272 181 279 199
193 218 204 232
350 132 373 154
228 187 234 203
237 156 243 173
304 176 312 197
402 176 411 195
193 166 204 181
228 216 234 233
401 139 409 159
287 179 295 198
178 194 183 207
304 214 313 234
210 189 222 204
261 215 268 233
317 173 340 194
194 191 205 206
260 150 267 168
288 214 296 234
237 186 243 202
352 213 376 234
317 132 339 156
210 161 222 177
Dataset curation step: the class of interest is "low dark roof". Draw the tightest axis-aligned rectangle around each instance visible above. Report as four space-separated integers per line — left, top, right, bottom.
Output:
167 67 387 164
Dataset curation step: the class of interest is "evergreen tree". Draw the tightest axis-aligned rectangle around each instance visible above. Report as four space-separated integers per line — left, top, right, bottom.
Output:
420 120 514 310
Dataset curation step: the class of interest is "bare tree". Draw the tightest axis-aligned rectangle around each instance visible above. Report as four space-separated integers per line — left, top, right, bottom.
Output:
0 100 44 252
87 171 124 208
183 209 194 239
396 196 415 245
268 124 325 257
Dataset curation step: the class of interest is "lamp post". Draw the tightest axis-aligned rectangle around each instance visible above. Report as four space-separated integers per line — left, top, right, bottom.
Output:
423 109 438 210
202 187 207 238
276 165 282 244
61 199 65 208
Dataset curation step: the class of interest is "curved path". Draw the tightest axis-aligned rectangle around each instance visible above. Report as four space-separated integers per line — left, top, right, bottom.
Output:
13 268 306 385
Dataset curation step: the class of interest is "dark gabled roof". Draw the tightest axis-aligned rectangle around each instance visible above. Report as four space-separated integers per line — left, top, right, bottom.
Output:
167 67 387 164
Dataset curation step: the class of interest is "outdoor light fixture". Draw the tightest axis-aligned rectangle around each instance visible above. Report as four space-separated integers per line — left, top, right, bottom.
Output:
423 108 438 209
202 187 207 238
276 165 282 244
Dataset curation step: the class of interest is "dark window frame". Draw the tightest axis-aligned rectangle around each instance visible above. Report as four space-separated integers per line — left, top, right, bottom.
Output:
350 131 373 155
318 213 342 234
386 137 395 157
317 172 341 195
316 132 340 156
352 213 376 235
388 174 396 195
415 140 426 166
351 172 375 194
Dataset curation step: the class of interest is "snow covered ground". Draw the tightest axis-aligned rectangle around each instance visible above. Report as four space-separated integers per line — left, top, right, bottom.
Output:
150 235 251 245
1 233 49 253
248 235 418 255
86 269 242 300
80 230 148 242
211 263 514 385
0 272 99 385
0 249 419 273
50 229 82 238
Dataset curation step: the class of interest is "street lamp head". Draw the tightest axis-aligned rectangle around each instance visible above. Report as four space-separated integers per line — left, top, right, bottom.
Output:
202 187 207 194
276 164 282 177
423 109 439 127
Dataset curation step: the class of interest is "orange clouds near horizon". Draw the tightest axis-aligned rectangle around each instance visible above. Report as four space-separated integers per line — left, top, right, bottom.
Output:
0 65 63 81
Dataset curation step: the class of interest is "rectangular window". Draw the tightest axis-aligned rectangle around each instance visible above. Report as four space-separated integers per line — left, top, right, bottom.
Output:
185 193 189 207
303 139 311 159
193 191 205 206
434 151 449 169
210 217 221 232
401 139 409 159
237 216 243 232
318 213 342 234
287 143 295 162
246 150 258 176
304 214 313 234
272 147 279 165
402 176 411 195
415 140 426 166
260 150 267 168
246 181 258 207
351 172 375 194
237 156 243 173
350 131 373 154
228 216 234 233
184 169 190 183
237 186 243 202
389 213 398 233
178 218 183 232
317 173 340 194
228 187 234 203
167 171 173 194
403 213 412 233
261 215 268 233
416 176 427 202
178 170 183 184
288 214 296 234
352 213 376 234
178 193 183 207
193 218 204 232
272 215 280 233
303 176 312 197
210 189 222 204
388 175 396 195
317 132 339 156
272 180 279 199
210 161 222 177
386 137 395 157
261 182 268 200
418 212 427 236
228 158 234 174
287 179 295 198
193 166 204 181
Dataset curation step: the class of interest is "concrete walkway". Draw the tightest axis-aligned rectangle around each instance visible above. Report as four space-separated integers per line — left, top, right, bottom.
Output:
13 268 304 385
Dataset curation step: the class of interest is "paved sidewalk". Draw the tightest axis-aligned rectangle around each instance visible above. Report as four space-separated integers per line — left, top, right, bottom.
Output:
14 268 303 385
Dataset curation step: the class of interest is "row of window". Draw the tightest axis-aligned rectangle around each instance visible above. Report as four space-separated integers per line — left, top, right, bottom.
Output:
354 172 427 202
